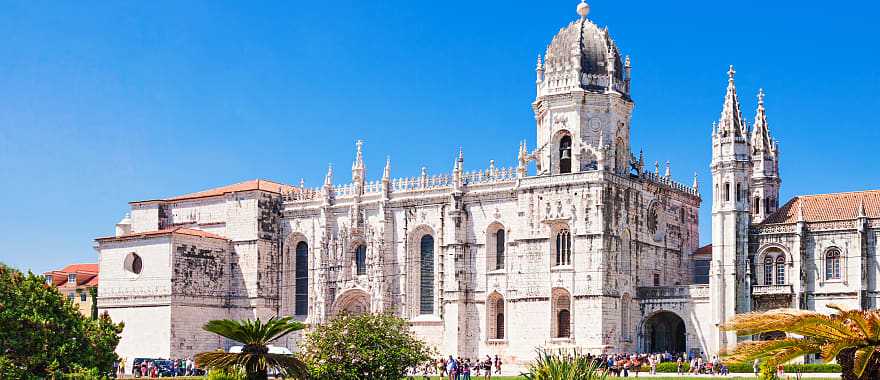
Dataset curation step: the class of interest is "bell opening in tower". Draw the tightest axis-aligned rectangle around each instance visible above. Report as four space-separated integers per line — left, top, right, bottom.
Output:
559 135 572 174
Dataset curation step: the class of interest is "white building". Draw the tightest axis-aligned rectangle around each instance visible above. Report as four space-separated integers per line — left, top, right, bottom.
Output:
95 1 879 367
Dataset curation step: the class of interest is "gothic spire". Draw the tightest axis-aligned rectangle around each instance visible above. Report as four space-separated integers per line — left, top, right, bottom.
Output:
717 65 746 137
751 88 774 155
324 164 333 187
693 172 699 191
383 156 391 181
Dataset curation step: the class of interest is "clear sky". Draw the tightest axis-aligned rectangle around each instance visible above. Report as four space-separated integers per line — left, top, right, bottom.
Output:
1 1 877 274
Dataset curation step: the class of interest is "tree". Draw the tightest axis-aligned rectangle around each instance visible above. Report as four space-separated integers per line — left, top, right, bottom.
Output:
195 316 308 380
723 306 880 380
0 263 123 378
301 313 434 380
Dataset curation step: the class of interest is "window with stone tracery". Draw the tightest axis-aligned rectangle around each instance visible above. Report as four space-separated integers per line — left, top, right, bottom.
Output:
555 229 572 266
825 248 841 280
487 293 505 340
647 205 658 234
294 241 309 315
559 135 572 174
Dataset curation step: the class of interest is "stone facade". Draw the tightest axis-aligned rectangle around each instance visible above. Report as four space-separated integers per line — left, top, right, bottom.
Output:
94 1 879 370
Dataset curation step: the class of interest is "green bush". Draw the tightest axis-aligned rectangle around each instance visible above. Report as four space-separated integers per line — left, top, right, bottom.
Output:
641 361 839 374
522 350 607 380
302 313 435 380
206 368 246 380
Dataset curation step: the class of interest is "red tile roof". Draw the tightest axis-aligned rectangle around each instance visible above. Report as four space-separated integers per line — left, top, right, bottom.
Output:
95 227 229 243
131 179 296 205
762 190 880 224
695 244 712 256
43 263 99 287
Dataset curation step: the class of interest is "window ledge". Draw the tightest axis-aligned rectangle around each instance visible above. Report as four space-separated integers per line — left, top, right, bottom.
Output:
487 269 506 275
551 266 574 272
487 339 508 345
550 337 574 343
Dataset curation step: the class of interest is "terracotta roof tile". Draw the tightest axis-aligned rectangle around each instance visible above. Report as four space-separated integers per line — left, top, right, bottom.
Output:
762 189 880 224
695 244 712 256
43 263 99 287
131 179 296 204
95 227 229 243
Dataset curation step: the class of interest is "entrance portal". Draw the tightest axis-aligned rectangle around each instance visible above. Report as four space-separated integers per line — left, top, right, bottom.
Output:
333 289 370 316
641 311 686 353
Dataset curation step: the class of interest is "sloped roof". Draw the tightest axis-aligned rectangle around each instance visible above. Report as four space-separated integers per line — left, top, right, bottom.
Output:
762 190 880 224
131 179 295 204
95 227 229 243
43 263 99 287
695 244 712 256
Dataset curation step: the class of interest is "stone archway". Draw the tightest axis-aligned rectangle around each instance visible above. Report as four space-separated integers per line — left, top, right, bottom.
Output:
333 288 371 316
641 311 686 353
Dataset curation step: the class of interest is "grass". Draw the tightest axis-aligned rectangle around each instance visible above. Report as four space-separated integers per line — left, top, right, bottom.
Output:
407 377 835 380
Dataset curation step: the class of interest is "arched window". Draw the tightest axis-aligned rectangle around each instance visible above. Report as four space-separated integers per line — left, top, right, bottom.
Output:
355 244 367 276
552 289 572 339
557 310 571 338
495 229 506 270
735 183 742 202
295 242 309 315
724 183 730 202
555 229 571 266
825 249 841 280
763 256 773 285
419 235 435 315
754 196 761 214
559 135 572 174
775 256 786 285
496 308 505 339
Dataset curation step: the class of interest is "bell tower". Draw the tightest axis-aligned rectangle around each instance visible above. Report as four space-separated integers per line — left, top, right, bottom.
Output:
710 65 752 354
531 1 634 176
749 89 781 223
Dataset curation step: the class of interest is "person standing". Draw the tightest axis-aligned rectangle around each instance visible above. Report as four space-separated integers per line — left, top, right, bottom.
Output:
446 355 457 380
753 358 760 377
494 355 502 374
676 356 683 376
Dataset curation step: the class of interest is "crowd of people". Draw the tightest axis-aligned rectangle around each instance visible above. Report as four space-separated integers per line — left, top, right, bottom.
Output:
113 357 202 378
585 351 732 377
412 355 503 380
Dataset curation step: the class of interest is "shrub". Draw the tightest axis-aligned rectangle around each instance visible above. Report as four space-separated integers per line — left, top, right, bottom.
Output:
522 349 607 380
302 313 435 380
206 368 246 380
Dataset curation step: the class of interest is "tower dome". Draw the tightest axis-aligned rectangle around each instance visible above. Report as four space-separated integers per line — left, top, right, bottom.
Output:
539 1 629 96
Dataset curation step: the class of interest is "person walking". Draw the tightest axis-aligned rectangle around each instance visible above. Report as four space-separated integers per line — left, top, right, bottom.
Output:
494 355 502 374
483 355 493 380
676 356 683 376
447 355 457 380
753 358 760 377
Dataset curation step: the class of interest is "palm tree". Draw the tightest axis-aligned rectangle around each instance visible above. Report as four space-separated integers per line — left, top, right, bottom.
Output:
722 305 880 380
195 316 309 380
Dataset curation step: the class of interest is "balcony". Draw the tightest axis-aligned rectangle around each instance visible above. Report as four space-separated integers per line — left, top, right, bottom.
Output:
752 284 793 296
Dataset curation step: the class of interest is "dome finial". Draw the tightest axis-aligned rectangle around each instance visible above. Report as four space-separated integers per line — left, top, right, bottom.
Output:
577 0 590 19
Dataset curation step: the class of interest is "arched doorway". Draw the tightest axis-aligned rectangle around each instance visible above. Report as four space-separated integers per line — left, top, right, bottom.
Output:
333 289 370 316
641 311 686 353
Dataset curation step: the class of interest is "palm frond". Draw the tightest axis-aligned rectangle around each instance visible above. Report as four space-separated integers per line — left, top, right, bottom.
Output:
852 345 879 378
820 338 867 362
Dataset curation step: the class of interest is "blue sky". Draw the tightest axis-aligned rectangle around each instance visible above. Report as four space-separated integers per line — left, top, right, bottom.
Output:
1 1 877 274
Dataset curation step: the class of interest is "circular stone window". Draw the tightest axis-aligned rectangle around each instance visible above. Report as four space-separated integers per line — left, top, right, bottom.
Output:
124 253 143 275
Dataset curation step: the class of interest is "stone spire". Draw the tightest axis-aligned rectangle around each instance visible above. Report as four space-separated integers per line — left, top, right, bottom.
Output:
717 65 746 137
751 88 774 155
693 172 699 191
517 140 527 178
453 148 464 190
352 140 365 184
859 199 867 218
324 164 333 187
665 160 671 178
383 156 391 181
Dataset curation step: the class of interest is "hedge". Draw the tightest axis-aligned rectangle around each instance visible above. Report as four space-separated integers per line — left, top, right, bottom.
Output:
639 362 840 373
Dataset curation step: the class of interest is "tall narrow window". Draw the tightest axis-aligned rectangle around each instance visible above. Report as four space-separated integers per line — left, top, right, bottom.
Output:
555 229 571 266
295 242 309 315
557 309 571 338
621 294 631 341
826 249 841 280
735 183 742 202
559 135 572 174
495 229 505 270
355 245 367 276
754 196 761 214
765 198 772 214
775 256 786 285
724 183 730 202
419 235 435 315
763 257 773 285
495 297 505 339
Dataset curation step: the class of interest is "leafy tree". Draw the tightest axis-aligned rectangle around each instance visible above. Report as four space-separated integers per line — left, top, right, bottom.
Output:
195 316 308 380
302 313 434 380
723 305 880 380
0 263 123 378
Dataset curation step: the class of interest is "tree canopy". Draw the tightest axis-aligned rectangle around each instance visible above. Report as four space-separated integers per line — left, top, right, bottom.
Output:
301 313 434 380
0 263 123 378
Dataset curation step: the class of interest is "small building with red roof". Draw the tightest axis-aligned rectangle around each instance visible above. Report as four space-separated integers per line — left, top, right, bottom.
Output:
44 263 99 317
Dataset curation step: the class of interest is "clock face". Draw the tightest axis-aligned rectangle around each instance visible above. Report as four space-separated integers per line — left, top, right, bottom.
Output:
589 118 603 132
